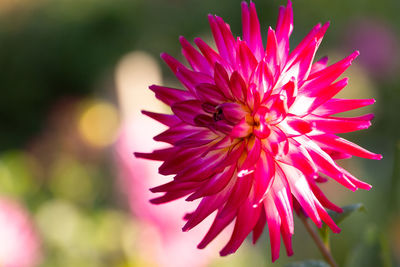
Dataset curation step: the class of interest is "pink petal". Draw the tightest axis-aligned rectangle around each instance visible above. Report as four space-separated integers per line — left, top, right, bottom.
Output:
313 98 376 116
312 134 382 160
252 207 266 244
310 56 329 75
265 27 280 76
218 172 253 218
172 100 207 125
176 67 214 94
149 85 193 106
237 41 258 83
264 194 282 262
187 164 236 200
208 15 236 65
141 110 180 127
194 37 230 71
281 163 322 227
305 114 372 134
229 71 247 102
252 151 275 204
160 52 187 74
275 0 293 64
220 200 262 256
180 36 212 75
197 210 236 249
241 2 264 61
214 63 234 100
195 83 225 105
183 182 233 232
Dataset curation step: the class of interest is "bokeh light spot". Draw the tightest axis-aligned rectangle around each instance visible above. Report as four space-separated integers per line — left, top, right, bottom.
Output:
78 100 119 148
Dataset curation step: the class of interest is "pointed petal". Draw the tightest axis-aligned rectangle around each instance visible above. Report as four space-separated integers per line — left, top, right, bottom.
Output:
264 194 282 262
220 200 262 256
141 110 180 126
180 36 212 75
241 2 264 60
313 98 376 116
312 134 382 160
149 85 193 106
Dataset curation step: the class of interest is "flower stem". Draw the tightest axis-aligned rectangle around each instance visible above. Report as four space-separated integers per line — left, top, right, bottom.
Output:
299 214 338 267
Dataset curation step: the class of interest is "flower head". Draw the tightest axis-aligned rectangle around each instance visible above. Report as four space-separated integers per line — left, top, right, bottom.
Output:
136 0 382 261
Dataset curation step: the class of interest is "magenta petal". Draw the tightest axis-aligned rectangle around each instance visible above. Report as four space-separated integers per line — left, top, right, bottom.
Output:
214 63 234 99
237 40 258 84
220 200 262 256
218 173 253 218
229 71 247 101
197 209 236 249
195 83 225 105
149 85 193 106
264 195 282 262
134 147 176 161
281 163 322 227
305 78 349 113
176 67 214 95
310 56 329 75
172 100 207 125
208 15 236 65
239 137 262 172
280 37 319 86
219 102 246 124
252 151 275 204
265 27 280 75
252 207 266 244
187 165 236 200
183 183 232 232
341 168 373 191
252 60 274 100
150 180 202 193
230 117 252 139
312 134 382 160
180 36 212 75
160 52 186 74
150 190 194 204
194 37 229 70
272 171 294 235
275 0 293 64
141 110 180 127
242 2 264 61
306 50 359 82
308 178 343 213
305 114 372 134
313 98 376 116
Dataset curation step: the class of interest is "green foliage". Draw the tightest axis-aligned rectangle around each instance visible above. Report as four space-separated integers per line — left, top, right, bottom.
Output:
328 203 366 226
286 260 330 267
318 204 366 248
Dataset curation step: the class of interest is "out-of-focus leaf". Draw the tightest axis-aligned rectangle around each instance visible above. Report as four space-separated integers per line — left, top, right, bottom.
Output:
327 203 366 225
318 203 366 249
285 260 330 267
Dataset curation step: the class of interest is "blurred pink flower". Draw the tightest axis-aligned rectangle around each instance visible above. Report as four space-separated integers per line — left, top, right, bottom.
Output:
0 197 41 267
136 0 381 262
343 19 399 79
116 116 226 267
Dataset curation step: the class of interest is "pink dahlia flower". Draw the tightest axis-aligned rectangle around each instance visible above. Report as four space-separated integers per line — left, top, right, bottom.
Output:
0 197 41 267
136 0 382 261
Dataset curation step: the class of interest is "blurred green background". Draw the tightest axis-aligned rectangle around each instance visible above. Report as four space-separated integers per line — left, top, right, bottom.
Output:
0 0 399 266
